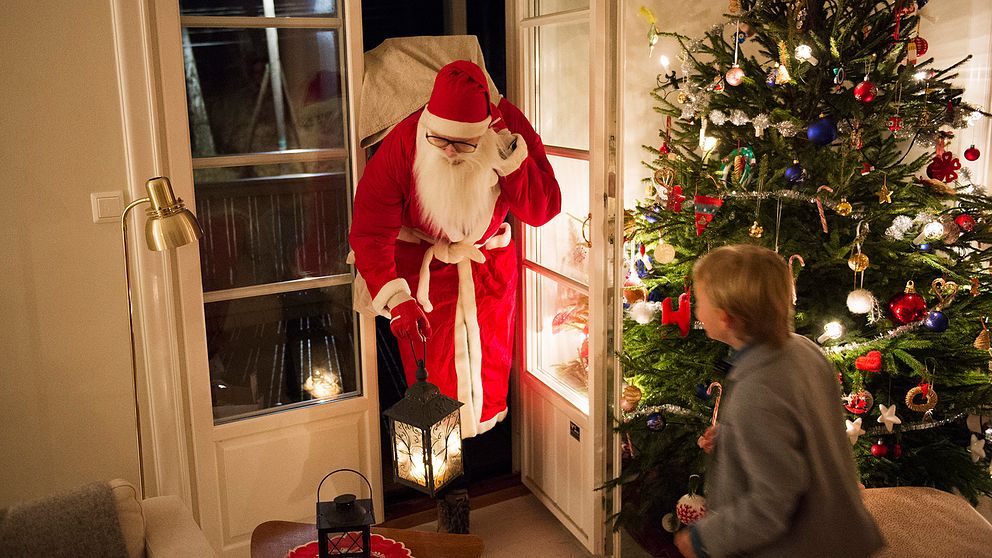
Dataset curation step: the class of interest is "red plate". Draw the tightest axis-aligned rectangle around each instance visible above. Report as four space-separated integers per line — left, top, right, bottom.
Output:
286 533 412 558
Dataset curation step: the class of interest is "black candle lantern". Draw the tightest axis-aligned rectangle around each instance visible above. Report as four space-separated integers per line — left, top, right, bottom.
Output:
383 350 464 497
316 469 375 558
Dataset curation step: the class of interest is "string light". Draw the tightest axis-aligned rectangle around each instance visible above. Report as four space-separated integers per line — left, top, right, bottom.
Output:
817 321 844 344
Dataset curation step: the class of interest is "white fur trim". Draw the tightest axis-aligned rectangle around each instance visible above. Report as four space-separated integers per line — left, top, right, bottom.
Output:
371 278 412 318
493 133 529 176
458 260 486 429
453 292 475 437
421 108 491 140
475 408 507 436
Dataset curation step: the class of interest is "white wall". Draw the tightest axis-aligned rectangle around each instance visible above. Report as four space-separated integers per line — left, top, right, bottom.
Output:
0 2 139 504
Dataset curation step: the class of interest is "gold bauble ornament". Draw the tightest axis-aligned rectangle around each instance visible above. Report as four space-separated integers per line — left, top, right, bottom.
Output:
623 385 643 405
848 253 869 272
677 92 689 104
748 221 764 238
836 198 853 216
654 242 677 264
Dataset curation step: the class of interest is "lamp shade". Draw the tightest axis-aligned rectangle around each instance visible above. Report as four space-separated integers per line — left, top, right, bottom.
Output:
142 177 202 251
383 360 464 497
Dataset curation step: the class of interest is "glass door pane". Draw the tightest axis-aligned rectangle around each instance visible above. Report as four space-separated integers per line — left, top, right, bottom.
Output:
535 22 590 150
195 164 350 290
525 155 590 284
525 268 589 410
206 285 357 422
183 26 346 156
181 12 357 424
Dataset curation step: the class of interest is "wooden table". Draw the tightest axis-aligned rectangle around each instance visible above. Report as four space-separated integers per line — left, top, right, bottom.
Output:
250 520 484 558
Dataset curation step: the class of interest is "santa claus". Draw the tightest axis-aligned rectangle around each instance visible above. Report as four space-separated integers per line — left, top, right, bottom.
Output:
349 60 560 437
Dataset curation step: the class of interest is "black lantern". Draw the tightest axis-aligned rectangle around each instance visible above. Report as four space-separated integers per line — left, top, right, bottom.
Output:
383 352 464 497
316 469 375 558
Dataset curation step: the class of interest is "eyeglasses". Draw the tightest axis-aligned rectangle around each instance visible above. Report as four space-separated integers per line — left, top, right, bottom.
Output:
425 134 478 153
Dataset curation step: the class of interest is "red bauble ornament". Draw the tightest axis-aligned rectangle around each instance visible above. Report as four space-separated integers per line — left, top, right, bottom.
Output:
891 443 903 459
853 79 878 102
965 145 981 161
870 440 889 457
889 281 928 324
914 37 929 57
955 214 977 232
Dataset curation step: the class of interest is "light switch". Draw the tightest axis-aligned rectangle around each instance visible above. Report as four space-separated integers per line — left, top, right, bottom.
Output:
91 191 124 224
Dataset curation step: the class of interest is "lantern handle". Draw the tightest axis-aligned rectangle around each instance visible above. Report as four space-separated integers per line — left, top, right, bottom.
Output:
407 336 429 381
317 468 374 507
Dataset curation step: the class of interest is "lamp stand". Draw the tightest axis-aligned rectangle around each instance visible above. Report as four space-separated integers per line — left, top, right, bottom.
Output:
121 197 152 497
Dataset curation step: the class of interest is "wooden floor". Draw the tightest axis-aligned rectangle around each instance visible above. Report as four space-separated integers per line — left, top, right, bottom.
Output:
408 491 593 558
380 472 527 529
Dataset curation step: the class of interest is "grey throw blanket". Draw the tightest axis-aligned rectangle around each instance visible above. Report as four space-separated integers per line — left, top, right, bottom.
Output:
359 35 500 148
0 481 129 557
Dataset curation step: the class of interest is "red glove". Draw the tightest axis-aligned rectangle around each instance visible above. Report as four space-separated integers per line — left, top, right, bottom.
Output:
389 299 432 340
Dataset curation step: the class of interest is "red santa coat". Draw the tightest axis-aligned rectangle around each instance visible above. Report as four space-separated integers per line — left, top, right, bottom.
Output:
350 98 560 437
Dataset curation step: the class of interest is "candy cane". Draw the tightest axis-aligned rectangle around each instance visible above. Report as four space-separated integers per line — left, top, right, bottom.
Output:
815 185 833 233
706 381 724 426
788 254 805 304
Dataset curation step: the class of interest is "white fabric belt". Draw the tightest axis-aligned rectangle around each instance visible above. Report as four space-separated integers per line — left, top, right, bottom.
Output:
399 223 512 313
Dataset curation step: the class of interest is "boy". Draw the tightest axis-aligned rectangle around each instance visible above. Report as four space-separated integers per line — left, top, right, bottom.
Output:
674 245 883 558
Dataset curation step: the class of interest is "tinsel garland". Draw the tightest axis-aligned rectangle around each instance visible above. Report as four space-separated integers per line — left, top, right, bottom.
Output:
864 412 966 436
624 404 969 435
721 188 865 219
622 404 707 422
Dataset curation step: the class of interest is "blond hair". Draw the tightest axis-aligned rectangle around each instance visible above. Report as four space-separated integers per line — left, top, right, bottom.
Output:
693 245 795 347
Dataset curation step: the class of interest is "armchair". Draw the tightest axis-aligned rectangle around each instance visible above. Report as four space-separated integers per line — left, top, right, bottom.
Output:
0 479 217 558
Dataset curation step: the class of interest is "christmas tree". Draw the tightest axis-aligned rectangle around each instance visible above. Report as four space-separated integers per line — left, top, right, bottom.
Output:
610 0 992 547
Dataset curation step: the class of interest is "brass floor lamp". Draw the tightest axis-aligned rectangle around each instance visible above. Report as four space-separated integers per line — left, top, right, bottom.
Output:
121 176 201 496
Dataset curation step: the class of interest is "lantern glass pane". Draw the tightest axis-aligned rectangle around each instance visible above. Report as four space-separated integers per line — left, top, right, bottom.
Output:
428 410 463 491
393 420 429 488
326 531 364 554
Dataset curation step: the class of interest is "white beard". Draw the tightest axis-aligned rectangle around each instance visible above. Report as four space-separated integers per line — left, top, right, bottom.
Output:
413 121 501 242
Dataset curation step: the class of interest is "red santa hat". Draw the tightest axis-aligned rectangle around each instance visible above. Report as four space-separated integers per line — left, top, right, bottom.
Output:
420 60 492 139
